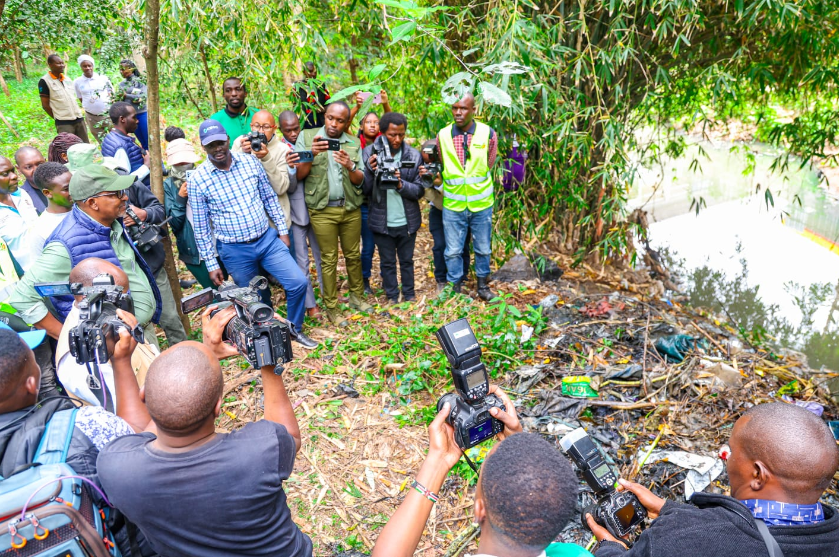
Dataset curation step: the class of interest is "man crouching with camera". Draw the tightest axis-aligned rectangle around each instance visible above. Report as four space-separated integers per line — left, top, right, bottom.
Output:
54 257 156 412
371 385 592 557
589 402 839 557
97 303 312 556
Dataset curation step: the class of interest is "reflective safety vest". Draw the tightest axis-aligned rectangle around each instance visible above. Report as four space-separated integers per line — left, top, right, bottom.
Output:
439 122 494 213
0 238 20 303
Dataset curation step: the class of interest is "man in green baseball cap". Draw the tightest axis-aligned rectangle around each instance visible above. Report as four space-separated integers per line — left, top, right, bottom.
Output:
8 163 162 350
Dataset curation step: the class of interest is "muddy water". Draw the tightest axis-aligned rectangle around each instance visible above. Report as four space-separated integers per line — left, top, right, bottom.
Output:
629 139 839 369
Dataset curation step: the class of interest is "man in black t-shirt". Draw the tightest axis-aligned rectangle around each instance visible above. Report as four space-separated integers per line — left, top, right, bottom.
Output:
97 307 312 557
294 62 331 130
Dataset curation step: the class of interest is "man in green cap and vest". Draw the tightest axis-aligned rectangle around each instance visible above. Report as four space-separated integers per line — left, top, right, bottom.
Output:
289 101 372 327
437 92 498 301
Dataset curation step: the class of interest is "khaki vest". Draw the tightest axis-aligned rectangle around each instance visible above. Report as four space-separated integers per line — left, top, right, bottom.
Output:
41 73 82 121
301 128 363 211
439 122 493 213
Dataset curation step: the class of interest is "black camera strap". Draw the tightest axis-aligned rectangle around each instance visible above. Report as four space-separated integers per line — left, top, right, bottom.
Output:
753 518 784 557
85 360 115 414
461 448 479 474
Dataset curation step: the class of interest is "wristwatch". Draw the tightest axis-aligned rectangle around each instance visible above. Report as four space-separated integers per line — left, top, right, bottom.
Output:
349 162 358 172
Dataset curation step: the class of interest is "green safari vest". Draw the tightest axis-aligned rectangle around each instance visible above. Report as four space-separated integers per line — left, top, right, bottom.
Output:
438 122 494 212
301 128 364 211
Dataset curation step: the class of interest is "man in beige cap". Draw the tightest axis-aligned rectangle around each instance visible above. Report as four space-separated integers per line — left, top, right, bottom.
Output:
163 135 219 289
9 164 162 350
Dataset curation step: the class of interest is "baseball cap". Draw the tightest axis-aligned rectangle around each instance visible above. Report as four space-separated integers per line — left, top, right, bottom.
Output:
166 138 201 166
66 144 102 174
69 164 135 201
198 119 228 146
0 321 46 350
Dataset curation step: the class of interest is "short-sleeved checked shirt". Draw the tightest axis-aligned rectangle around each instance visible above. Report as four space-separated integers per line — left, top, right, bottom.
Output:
188 152 288 272
444 121 498 168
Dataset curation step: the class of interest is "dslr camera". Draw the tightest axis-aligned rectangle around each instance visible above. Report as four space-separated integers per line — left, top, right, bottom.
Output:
560 428 647 538
436 319 505 449
421 144 442 188
180 276 293 373
247 131 268 152
35 274 144 365
124 206 171 253
373 140 416 190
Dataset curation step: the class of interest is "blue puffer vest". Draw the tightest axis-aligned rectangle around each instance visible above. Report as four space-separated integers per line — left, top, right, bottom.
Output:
44 205 162 323
101 130 148 186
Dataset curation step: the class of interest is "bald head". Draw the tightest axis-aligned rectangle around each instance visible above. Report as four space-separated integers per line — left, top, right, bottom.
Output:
70 258 129 291
144 342 224 433
251 110 277 142
732 402 839 499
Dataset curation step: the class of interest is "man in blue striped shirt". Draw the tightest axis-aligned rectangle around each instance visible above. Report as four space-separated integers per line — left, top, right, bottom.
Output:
188 119 316 348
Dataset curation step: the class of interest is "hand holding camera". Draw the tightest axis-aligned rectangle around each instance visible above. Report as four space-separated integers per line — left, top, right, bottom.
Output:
244 131 269 159
311 136 341 155
111 308 140 363
201 304 240 360
122 205 146 227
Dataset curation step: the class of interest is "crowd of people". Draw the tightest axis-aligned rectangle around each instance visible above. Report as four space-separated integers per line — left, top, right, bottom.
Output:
0 53 837 557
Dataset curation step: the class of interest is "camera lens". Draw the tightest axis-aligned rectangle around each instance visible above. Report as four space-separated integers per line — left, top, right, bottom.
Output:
247 302 273 322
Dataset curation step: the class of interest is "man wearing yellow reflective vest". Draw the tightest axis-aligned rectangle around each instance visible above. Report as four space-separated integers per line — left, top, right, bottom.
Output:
436 92 498 301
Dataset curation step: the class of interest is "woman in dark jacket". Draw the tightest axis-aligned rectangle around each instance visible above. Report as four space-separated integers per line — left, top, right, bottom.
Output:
362 113 425 303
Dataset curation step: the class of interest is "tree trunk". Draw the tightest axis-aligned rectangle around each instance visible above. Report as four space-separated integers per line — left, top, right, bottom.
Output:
348 35 359 84
15 47 27 78
199 41 218 113
0 72 9 98
12 47 23 83
144 0 191 335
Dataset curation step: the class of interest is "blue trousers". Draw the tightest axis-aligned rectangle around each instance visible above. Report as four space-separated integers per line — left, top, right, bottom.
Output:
429 205 470 284
216 230 308 330
135 111 149 151
360 203 376 279
443 206 492 283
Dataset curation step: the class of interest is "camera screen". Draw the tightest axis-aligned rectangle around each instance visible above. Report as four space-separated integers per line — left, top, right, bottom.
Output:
615 502 637 529
33 282 73 297
465 370 485 390
592 463 611 480
468 420 494 445
181 288 215 313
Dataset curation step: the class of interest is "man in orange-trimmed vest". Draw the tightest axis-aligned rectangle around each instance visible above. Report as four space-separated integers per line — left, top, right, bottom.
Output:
437 92 498 301
38 54 90 143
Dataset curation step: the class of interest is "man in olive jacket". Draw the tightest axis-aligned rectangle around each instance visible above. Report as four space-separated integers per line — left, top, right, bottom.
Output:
288 101 372 327
362 113 425 304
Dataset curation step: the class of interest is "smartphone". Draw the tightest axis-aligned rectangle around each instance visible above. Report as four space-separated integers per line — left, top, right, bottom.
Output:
295 150 314 163
357 92 382 105
33 282 73 297
324 139 341 151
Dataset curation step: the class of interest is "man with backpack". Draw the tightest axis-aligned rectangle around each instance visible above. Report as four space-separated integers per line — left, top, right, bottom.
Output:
0 315 148 555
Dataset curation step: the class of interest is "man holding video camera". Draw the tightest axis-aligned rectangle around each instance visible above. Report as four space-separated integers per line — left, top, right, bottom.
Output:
362 112 425 304
8 163 162 344
589 402 839 557
371 386 592 557
289 101 371 327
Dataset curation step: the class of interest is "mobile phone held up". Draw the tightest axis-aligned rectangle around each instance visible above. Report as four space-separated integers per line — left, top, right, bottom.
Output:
357 91 383 105
294 150 314 163
315 137 341 151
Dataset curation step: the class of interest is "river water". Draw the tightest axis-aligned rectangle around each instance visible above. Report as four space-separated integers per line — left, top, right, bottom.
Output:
628 138 839 369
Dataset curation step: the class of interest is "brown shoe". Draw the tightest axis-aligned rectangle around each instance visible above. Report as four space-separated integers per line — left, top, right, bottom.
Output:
307 306 321 319
326 308 349 327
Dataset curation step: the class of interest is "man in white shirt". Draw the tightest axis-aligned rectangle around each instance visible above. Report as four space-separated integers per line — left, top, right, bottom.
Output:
56 257 158 411
28 161 73 261
0 156 38 271
74 55 114 145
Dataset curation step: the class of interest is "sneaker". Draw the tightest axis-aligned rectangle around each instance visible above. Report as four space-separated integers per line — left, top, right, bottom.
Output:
435 282 447 294
348 292 373 312
326 308 349 327
293 332 319 349
363 277 374 295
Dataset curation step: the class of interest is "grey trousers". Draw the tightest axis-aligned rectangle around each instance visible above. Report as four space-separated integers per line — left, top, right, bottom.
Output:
54 118 90 143
154 268 187 345
291 222 324 309
84 111 112 145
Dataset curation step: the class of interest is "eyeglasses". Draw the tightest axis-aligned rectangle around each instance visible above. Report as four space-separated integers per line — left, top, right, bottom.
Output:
87 189 128 200
251 123 275 132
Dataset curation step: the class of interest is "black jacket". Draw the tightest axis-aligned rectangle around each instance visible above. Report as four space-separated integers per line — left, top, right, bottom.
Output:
362 137 424 235
126 182 167 275
596 492 839 557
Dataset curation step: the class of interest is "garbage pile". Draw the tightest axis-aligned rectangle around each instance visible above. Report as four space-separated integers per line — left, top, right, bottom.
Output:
504 281 839 544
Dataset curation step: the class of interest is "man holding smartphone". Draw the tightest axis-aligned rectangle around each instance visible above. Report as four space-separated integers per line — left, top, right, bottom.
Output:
287 101 371 327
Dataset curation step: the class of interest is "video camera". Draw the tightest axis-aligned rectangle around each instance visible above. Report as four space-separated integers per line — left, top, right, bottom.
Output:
247 131 268 152
180 276 293 374
35 274 144 365
124 206 171 253
374 140 416 190
421 144 442 188
560 428 647 538
436 319 505 449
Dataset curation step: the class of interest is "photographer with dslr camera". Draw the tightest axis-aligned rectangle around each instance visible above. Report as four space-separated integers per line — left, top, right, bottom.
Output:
588 402 839 557
9 163 162 344
372 387 592 557
362 112 425 304
233 109 292 236
97 304 312 557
